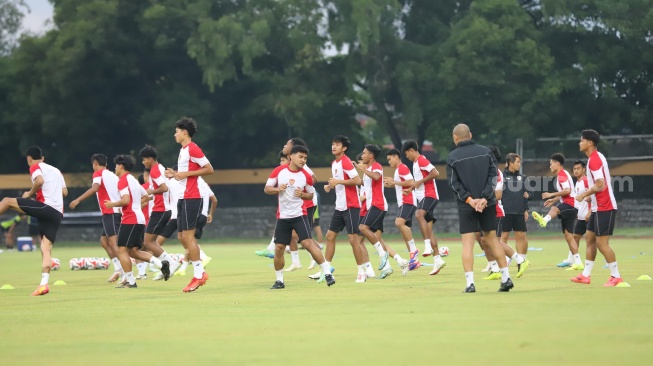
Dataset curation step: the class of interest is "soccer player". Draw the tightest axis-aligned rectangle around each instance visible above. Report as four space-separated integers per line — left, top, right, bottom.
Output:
567 160 591 267
1 215 23 249
165 117 214 292
265 145 335 289
156 166 186 275
255 151 288 259
571 130 623 286
401 140 446 275
500 153 532 261
195 176 216 267
532 153 583 270
69 154 125 282
0 146 66 296
353 152 377 279
447 124 513 293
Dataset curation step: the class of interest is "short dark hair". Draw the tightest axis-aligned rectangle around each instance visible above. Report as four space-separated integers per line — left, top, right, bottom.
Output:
332 135 351 150
171 164 178 171
290 137 307 147
506 153 521 165
137 174 145 185
573 159 586 168
139 145 158 159
114 155 135 172
401 140 418 153
290 145 309 155
278 150 287 159
489 146 501 162
581 129 600 147
386 148 401 157
91 154 108 167
355 152 363 162
550 152 565 165
365 144 381 159
175 117 198 137
26 146 42 160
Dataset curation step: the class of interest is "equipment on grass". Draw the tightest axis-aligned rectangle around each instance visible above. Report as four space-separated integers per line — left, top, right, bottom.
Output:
69 257 110 270
439 246 449 257
51 258 60 270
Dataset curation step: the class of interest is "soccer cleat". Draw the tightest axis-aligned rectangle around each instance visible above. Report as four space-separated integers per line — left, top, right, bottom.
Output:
284 263 302 272
270 281 285 289
169 258 181 276
365 266 376 279
378 252 389 271
399 259 409 276
532 212 547 227
284 246 291 254
324 274 336 287
152 272 165 281
201 256 212 268
481 262 492 272
255 250 274 259
174 269 187 277
516 260 530 278
182 272 209 292
115 282 137 289
148 263 159 272
135 274 148 280
309 271 323 280
556 260 572 268
570 274 591 284
355 273 367 283
31 285 49 296
603 276 624 287
308 260 318 270
422 246 434 257
483 272 501 280
379 267 394 279
161 260 171 281
429 260 446 275
107 271 121 283
498 278 514 292
463 284 476 293
565 263 585 271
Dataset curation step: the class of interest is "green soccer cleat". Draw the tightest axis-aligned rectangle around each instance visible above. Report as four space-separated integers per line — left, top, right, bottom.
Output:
255 250 274 258
532 212 547 228
516 260 530 278
565 263 585 271
482 272 501 280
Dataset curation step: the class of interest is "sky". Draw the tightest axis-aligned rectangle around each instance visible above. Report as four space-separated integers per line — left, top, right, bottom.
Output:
21 0 54 35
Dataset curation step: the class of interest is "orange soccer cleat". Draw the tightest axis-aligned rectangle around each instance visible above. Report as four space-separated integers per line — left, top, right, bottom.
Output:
183 272 209 292
603 276 624 287
31 285 50 296
570 274 591 284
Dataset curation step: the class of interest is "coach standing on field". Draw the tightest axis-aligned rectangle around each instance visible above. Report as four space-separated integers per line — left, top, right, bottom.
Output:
447 124 514 293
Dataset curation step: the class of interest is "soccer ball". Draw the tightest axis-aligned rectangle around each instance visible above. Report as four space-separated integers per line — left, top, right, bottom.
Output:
439 246 450 257
21 243 32 251
69 258 82 270
98 258 110 270
51 258 60 271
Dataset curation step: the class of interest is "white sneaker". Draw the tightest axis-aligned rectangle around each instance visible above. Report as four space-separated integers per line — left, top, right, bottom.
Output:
152 272 165 281
429 259 446 275
423 245 434 257
399 259 409 276
168 258 181 276
355 273 367 283
135 273 148 280
481 262 492 272
284 247 291 254
308 260 318 270
308 271 322 280
365 267 376 278
284 263 302 272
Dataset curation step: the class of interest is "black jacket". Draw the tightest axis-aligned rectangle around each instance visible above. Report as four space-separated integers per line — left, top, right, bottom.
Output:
446 140 497 206
501 168 532 214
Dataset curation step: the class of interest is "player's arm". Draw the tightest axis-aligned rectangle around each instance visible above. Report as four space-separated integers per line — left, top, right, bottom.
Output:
70 183 100 209
414 168 439 187
207 195 218 223
147 182 168 195
23 175 44 199
542 188 571 199
105 194 129 209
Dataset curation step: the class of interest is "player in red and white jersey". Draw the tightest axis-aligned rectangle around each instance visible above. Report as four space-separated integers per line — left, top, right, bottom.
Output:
1 146 67 296
265 145 334 289
351 152 375 279
401 140 446 275
165 117 214 292
69 154 125 283
104 155 170 289
156 167 181 248
572 130 623 286
321 135 364 283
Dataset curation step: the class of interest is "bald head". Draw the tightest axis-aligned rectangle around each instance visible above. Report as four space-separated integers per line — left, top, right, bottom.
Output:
452 124 472 145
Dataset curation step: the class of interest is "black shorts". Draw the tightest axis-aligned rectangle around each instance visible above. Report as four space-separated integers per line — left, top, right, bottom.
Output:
177 199 202 231
117 224 145 249
274 216 312 245
587 210 617 236
306 206 316 228
146 211 171 235
313 218 320 228
101 213 122 237
195 215 208 239
361 206 386 232
160 218 178 239
417 198 438 223
573 220 587 236
29 224 40 236
328 208 361 235
556 203 578 234
459 204 497 234
502 213 527 232
16 198 63 244
397 204 416 228
495 216 503 237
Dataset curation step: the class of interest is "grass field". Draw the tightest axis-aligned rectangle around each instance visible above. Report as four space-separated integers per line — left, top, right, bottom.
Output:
1 238 652 366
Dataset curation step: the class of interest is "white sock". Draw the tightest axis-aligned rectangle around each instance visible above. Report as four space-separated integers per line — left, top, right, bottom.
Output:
290 251 300 265
499 267 510 282
489 260 499 273
373 242 386 256
320 262 332 275
566 250 573 263
506 256 512 266
149 256 163 269
40 273 49 286
357 265 364 275
325 261 331 269
433 255 442 264
125 271 136 285
582 260 594 277
111 257 123 272
521 254 527 260
407 239 417 252
573 253 582 265
511 253 525 265
608 262 621 278
267 238 275 252
363 262 372 269
191 260 203 279
275 270 284 283
544 215 551 223
158 251 173 264
199 250 208 261
393 254 403 263
424 239 431 250
465 271 474 287
179 260 189 272
137 262 147 275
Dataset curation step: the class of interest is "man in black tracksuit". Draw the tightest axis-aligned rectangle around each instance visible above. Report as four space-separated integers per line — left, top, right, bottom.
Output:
447 124 514 293
501 154 533 259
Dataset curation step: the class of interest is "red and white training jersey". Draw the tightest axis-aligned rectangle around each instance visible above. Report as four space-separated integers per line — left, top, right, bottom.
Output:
556 169 575 206
495 169 505 218
587 150 617 212
394 164 416 208
412 155 439 201
363 162 388 211
266 165 315 219
92 168 121 214
302 164 318 209
117 174 146 225
141 182 151 223
30 162 65 214
360 190 368 217
574 176 590 220
177 142 210 200
149 163 171 212
199 177 215 217
332 155 360 211
167 177 181 220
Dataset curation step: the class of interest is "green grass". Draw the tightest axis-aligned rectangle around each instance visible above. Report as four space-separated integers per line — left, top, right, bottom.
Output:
1 238 652 366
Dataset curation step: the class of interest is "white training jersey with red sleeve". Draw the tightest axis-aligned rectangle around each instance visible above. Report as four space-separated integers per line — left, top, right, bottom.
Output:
394 164 416 208
495 169 505 218
302 165 317 209
587 150 617 212
92 168 121 214
30 162 65 214
574 176 590 220
412 155 439 201
266 165 315 219
167 177 181 220
556 169 575 206
363 162 388 211
332 155 361 211
117 174 146 225
198 177 215 217
149 163 171 212
141 182 151 223
177 142 211 199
